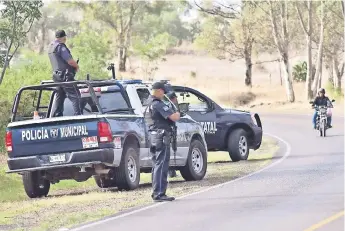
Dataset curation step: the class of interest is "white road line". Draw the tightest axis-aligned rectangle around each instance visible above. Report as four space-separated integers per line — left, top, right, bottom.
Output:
68 132 291 231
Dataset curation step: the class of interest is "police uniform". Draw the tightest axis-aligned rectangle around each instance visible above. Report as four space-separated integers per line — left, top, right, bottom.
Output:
48 30 81 117
146 83 176 202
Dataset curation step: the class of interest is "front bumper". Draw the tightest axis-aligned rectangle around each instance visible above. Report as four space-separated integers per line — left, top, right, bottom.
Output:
250 126 263 150
6 148 122 173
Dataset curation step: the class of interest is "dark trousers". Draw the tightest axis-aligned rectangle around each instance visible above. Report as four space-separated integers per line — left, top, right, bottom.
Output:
52 83 82 117
152 137 171 198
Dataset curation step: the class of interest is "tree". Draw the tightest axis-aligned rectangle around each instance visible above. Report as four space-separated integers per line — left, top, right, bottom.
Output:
195 1 265 88
26 3 78 54
0 0 43 84
321 1 344 94
71 1 148 72
254 0 295 102
295 0 314 100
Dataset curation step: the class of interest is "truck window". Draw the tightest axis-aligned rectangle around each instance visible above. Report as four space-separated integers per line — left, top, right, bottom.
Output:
62 91 130 116
136 88 151 106
176 91 208 112
13 89 53 121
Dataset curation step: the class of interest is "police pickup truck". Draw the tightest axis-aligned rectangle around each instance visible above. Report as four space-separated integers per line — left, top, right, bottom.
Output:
168 85 263 162
5 79 208 198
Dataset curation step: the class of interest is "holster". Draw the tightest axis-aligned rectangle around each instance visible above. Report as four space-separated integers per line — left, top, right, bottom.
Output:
149 129 170 153
53 71 65 82
52 71 75 82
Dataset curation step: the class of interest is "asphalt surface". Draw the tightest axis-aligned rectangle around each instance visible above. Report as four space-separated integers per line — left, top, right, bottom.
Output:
71 114 344 231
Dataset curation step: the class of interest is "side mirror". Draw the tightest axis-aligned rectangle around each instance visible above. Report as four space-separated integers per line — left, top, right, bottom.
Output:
331 99 335 102
178 103 189 114
309 101 314 104
208 101 215 111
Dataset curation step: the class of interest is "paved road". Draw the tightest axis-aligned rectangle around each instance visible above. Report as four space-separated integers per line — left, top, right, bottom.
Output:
71 114 344 231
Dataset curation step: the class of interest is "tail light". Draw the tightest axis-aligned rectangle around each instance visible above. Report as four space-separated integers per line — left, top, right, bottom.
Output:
97 121 112 143
5 131 13 152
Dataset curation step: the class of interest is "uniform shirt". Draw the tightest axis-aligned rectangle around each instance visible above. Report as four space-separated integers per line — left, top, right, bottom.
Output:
148 95 175 131
313 96 333 107
48 40 74 73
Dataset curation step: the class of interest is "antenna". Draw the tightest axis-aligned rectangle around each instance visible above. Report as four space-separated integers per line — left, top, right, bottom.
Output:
107 63 116 80
86 73 90 80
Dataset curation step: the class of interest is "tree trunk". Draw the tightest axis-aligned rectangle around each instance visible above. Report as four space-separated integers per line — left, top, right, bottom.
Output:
327 61 334 86
268 0 295 102
282 53 295 102
118 47 127 72
244 45 252 87
39 22 46 54
311 0 324 97
318 55 323 89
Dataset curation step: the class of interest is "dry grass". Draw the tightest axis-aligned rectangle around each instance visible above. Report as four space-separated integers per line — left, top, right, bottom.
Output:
0 137 278 231
121 52 344 115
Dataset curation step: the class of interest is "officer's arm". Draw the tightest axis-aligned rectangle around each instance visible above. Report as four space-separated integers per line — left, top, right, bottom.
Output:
60 46 79 71
156 103 180 122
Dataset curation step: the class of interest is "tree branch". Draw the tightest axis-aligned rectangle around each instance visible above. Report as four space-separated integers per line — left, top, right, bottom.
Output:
295 2 308 35
193 0 238 19
254 58 280 65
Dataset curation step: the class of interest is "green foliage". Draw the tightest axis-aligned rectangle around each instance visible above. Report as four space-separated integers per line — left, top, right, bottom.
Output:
68 26 112 80
292 61 307 82
0 0 43 83
133 32 171 78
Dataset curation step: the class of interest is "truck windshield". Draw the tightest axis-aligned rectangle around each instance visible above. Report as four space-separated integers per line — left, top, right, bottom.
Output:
62 91 130 116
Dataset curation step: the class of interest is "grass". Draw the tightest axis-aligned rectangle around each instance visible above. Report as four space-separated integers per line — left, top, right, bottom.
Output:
0 136 278 231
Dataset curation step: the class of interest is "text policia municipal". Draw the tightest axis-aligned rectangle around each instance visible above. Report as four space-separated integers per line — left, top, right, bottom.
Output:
21 125 88 141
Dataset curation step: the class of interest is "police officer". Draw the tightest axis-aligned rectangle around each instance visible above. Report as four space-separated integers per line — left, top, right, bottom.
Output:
48 29 81 117
147 82 181 202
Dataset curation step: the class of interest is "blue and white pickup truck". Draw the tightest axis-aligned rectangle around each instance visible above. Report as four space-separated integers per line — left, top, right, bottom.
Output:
5 79 208 198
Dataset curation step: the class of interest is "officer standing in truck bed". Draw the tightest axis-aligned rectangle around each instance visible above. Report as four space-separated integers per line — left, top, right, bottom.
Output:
48 29 81 117
147 82 181 202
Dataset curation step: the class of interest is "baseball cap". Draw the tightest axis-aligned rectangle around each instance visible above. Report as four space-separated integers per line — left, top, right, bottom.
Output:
152 82 167 93
55 30 67 38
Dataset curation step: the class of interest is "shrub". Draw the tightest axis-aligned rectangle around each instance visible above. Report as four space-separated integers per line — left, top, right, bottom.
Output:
292 61 307 82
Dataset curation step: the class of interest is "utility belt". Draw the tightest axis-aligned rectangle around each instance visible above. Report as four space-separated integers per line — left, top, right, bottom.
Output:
53 70 76 82
149 129 171 153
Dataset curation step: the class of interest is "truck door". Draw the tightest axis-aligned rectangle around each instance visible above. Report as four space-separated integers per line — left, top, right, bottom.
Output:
175 89 218 149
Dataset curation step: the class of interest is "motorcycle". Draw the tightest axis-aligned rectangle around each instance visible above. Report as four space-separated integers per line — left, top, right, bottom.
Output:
310 99 335 137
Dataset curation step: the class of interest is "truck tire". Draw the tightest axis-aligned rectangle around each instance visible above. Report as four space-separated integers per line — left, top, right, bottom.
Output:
114 142 140 190
180 140 207 181
22 171 50 198
94 175 117 188
228 128 249 162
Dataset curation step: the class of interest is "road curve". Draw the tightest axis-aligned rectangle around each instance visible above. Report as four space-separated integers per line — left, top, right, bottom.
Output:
70 114 344 231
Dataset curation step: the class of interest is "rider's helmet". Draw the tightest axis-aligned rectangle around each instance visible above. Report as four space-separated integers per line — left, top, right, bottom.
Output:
318 88 325 94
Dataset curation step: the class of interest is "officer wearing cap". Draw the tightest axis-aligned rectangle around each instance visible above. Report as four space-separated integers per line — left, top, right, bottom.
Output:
146 82 181 202
48 29 81 117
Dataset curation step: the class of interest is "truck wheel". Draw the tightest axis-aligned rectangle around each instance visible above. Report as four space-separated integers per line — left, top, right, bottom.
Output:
114 142 140 190
22 171 50 198
180 140 207 181
228 128 249 162
94 175 117 188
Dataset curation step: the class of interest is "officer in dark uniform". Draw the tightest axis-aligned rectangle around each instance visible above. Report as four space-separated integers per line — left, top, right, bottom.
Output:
48 29 81 117
147 82 181 202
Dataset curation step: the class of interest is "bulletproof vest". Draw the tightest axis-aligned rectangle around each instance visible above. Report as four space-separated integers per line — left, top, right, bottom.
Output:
144 97 172 131
48 41 74 73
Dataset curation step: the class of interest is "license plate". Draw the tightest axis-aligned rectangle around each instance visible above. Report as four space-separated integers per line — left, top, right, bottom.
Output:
49 154 66 163
82 136 99 149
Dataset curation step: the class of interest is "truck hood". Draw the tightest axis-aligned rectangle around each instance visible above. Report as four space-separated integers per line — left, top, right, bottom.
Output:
223 108 250 115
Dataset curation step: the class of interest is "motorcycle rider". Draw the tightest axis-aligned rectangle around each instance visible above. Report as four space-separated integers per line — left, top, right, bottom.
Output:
311 88 333 129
